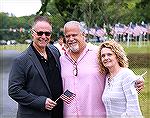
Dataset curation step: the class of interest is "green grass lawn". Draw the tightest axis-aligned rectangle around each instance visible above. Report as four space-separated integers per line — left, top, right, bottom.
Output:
123 42 150 118
93 41 150 54
0 41 150 117
132 67 150 118
0 44 29 52
0 41 150 53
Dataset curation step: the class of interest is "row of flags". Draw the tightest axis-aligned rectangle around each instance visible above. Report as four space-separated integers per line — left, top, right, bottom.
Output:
0 28 29 33
111 24 149 36
2 22 150 38
84 23 150 37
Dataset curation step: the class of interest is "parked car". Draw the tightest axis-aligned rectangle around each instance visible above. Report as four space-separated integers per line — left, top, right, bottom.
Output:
24 39 32 44
7 40 17 45
0 40 7 45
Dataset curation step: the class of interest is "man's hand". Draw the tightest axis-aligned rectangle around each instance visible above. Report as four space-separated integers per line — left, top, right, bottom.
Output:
45 98 57 110
135 75 144 92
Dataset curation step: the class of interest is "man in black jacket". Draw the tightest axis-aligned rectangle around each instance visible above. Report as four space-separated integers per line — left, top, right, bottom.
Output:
8 16 63 118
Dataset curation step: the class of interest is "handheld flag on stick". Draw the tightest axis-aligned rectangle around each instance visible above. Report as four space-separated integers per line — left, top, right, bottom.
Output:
141 71 147 77
55 90 76 104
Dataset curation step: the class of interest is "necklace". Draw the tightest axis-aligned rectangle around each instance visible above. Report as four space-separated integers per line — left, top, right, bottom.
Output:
33 43 47 59
39 51 46 56
38 51 47 59
108 76 111 87
108 67 121 87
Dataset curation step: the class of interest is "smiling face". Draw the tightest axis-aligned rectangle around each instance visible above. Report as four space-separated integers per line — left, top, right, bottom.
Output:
98 40 129 74
101 47 119 70
64 22 86 53
32 21 52 49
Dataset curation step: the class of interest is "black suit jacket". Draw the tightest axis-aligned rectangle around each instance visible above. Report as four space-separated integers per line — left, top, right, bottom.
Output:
8 44 63 118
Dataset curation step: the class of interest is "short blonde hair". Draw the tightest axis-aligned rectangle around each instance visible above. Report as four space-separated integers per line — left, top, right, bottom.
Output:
98 40 128 74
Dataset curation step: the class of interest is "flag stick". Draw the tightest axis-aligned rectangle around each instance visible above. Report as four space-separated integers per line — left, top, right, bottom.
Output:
141 71 147 77
55 97 60 103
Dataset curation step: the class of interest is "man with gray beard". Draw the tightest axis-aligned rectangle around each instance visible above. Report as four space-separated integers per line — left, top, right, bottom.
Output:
60 21 144 118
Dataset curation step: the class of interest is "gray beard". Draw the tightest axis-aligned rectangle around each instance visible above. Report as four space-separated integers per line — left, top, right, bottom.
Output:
69 44 79 52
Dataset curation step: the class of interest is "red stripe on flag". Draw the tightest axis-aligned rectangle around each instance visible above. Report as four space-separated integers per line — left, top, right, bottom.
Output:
59 90 76 104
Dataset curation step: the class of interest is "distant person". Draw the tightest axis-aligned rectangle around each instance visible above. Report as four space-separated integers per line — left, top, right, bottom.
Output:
98 40 143 118
60 21 144 118
8 16 63 118
54 31 68 55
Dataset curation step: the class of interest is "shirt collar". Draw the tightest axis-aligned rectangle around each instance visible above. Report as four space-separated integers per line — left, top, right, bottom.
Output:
64 45 92 63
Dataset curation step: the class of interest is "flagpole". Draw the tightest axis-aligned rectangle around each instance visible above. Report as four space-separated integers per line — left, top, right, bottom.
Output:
127 33 130 47
138 34 142 47
55 97 60 103
141 71 147 77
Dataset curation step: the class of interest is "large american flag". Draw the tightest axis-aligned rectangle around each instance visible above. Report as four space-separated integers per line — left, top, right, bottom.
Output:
56 90 76 104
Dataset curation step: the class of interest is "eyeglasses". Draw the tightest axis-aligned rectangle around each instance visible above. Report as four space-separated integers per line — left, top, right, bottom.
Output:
32 29 51 36
73 63 78 76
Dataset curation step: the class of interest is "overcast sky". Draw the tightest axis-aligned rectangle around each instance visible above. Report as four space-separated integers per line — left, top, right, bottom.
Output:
0 0 41 17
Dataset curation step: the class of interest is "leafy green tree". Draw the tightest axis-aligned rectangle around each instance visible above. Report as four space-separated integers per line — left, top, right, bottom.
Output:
1 0 149 42
0 12 9 29
0 12 32 42
136 0 150 23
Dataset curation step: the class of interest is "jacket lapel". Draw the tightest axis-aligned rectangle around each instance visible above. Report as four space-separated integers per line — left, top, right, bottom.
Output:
27 46 51 94
48 44 61 71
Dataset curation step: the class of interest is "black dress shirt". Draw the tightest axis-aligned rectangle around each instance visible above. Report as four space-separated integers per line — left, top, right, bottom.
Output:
31 44 63 118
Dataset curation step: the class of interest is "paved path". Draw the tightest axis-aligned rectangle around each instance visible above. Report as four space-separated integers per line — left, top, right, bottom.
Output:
0 50 19 118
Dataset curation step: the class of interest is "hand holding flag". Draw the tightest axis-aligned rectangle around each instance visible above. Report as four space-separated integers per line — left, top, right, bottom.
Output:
136 71 147 93
141 71 147 78
55 90 76 104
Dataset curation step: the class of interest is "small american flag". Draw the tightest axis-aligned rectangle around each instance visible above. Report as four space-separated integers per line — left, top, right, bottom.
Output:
55 90 76 104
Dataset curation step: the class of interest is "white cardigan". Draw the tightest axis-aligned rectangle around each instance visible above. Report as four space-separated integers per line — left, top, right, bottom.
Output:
102 68 143 118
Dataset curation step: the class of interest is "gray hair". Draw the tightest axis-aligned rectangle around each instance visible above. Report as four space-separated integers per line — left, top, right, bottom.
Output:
64 21 86 33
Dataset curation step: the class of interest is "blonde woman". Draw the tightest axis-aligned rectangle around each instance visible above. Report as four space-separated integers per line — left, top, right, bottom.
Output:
98 40 143 118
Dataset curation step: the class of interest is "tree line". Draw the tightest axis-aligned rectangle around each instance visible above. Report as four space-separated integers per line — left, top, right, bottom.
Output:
0 0 149 43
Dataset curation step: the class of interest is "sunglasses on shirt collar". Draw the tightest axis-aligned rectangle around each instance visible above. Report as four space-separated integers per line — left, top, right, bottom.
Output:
32 29 52 36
